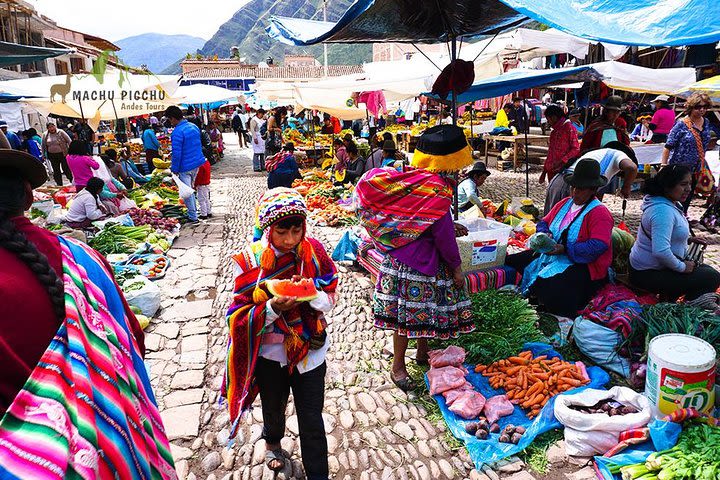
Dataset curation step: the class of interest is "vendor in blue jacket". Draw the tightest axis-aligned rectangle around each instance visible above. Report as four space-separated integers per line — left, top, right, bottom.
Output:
629 165 720 301
165 106 206 224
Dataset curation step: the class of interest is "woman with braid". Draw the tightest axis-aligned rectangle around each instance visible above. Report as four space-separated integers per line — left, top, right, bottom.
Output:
0 149 176 478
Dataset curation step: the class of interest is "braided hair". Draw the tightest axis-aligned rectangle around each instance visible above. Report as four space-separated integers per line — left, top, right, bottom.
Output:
0 173 65 321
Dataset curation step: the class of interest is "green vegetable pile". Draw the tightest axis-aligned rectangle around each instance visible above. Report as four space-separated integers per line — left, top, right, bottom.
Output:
615 422 720 479
633 303 720 346
89 224 152 254
444 290 543 364
29 207 48 219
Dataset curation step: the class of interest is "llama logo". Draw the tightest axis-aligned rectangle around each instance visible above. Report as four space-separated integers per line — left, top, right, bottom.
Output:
50 74 72 103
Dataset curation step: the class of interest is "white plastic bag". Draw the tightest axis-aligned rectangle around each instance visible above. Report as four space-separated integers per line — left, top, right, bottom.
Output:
554 386 653 456
172 174 195 199
122 276 161 317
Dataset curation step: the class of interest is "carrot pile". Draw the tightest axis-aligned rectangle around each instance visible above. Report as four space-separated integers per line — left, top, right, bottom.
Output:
474 350 589 419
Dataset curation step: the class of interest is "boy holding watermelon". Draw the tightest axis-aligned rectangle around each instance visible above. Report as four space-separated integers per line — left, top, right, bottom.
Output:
223 188 338 478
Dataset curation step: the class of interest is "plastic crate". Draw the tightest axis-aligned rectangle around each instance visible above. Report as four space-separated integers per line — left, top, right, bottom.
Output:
456 217 513 273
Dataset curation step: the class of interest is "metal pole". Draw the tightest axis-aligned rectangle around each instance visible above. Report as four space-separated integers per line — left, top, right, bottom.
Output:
451 35 459 219
524 98 530 197
323 0 328 78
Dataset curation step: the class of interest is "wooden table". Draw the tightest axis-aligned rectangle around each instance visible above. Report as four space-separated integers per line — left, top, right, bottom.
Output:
484 134 549 169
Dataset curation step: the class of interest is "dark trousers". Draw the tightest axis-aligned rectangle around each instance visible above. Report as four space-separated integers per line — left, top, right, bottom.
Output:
47 152 72 186
145 149 160 173
255 357 328 480
507 250 605 318
629 264 720 301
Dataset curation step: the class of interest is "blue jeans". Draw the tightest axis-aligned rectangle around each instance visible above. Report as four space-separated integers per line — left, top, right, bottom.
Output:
178 168 199 221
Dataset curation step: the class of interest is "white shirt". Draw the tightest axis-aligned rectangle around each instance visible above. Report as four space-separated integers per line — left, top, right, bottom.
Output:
566 148 631 181
233 248 334 374
65 189 105 223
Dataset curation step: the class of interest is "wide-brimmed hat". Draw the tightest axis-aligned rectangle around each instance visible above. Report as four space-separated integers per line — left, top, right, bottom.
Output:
0 148 47 188
382 140 397 152
604 95 623 111
603 141 638 165
411 124 472 173
0 120 7 128
467 161 490 177
568 108 582 117
651 94 670 103
283 142 295 152
564 158 608 189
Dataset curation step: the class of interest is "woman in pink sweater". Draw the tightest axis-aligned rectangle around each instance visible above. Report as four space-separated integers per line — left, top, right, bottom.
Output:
66 139 99 190
649 95 676 143
506 159 614 317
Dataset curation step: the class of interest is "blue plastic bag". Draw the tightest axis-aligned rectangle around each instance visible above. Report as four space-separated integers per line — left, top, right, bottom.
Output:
426 342 610 468
331 229 360 261
573 316 631 377
593 419 682 479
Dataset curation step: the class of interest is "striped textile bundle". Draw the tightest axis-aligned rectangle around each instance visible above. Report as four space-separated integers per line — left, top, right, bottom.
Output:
0 237 175 480
355 167 453 253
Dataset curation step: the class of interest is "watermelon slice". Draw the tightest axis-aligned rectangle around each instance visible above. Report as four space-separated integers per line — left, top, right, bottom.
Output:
266 278 319 302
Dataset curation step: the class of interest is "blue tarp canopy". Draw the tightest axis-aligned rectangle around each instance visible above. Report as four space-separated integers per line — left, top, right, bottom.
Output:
267 0 720 47
268 0 525 45
500 0 720 47
426 65 603 104
0 41 73 67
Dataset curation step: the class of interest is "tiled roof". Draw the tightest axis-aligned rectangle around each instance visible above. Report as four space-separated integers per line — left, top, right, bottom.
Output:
182 64 363 80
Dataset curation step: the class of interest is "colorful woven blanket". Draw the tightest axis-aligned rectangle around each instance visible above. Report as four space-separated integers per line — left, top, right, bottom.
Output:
355 167 453 253
0 237 175 479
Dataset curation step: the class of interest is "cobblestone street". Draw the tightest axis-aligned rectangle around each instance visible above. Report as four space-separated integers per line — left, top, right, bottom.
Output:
146 135 719 480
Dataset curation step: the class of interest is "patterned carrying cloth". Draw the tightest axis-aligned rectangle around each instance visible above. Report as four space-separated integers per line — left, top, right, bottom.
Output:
0 237 175 480
355 167 454 254
223 237 338 435
373 255 474 339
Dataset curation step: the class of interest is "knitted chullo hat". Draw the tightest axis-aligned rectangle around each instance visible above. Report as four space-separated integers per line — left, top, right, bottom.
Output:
256 187 307 232
410 124 473 173
253 188 313 303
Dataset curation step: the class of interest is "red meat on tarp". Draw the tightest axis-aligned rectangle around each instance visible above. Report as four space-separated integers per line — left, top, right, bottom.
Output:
484 394 515 423
448 391 487 419
427 365 468 395
428 345 466 368
442 381 475 405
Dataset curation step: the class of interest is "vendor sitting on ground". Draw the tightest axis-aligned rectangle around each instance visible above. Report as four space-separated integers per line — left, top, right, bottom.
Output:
507 159 614 318
569 108 584 139
457 161 491 212
629 165 720 301
266 142 302 189
381 140 401 169
119 148 150 184
344 142 366 184
64 177 109 229
102 149 133 188
544 141 638 215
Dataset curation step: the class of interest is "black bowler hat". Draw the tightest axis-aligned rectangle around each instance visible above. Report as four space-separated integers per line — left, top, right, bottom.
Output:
564 158 608 189
411 125 472 173
0 149 47 188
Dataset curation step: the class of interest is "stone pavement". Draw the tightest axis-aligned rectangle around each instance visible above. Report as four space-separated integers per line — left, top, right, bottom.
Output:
145 135 720 480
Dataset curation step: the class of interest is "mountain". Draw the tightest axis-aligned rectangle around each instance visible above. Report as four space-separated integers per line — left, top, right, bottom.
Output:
199 0 372 65
116 33 206 73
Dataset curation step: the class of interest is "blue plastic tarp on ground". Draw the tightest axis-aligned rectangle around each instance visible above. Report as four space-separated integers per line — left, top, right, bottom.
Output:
425 343 610 469
267 0 720 48
426 66 602 104
593 420 682 479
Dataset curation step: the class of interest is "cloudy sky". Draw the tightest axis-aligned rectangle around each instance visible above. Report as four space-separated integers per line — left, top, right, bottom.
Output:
28 0 250 41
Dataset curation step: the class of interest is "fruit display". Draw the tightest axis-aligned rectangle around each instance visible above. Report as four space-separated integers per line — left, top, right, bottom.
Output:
266 278 319 301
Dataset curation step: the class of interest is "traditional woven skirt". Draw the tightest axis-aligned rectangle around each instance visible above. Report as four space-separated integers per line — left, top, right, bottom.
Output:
373 255 475 339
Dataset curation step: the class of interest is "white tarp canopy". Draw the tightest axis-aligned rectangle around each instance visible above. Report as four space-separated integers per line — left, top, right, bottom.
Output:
175 83 244 105
292 84 368 120
0 72 181 127
253 81 296 104
591 61 697 95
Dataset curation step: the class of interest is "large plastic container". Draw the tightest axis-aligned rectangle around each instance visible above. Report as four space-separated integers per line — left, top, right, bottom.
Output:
456 217 513 273
645 334 716 415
